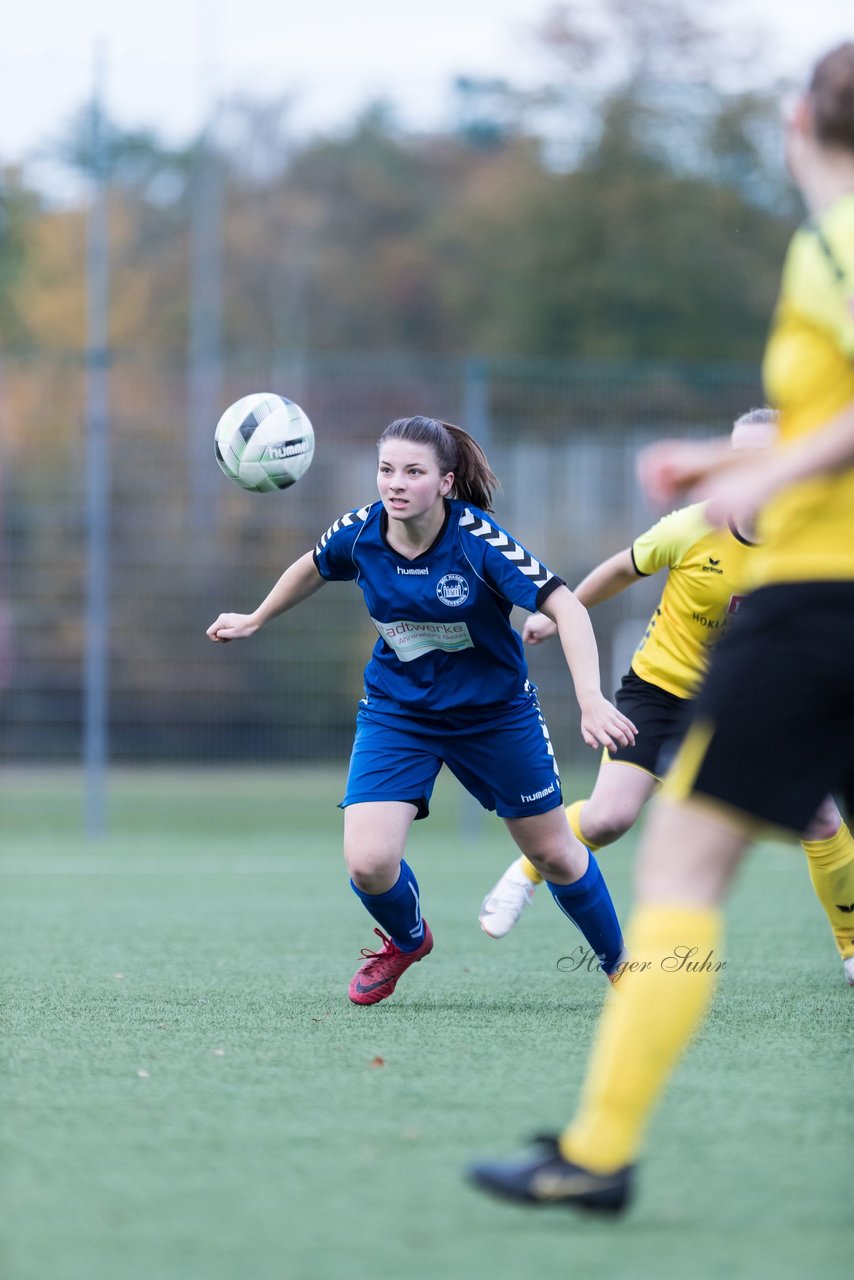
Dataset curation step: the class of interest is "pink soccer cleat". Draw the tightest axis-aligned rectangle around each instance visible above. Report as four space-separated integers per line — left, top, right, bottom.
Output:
348 923 434 1005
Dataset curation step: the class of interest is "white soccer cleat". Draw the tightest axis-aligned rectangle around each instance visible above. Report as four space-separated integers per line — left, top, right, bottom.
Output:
843 955 854 987
479 860 537 938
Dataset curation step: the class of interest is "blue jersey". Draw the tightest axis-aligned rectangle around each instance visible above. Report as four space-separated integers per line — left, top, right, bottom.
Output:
312 498 564 718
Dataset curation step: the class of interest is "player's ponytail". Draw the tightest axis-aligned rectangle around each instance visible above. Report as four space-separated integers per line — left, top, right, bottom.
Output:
808 43 854 150
439 421 499 513
378 416 499 513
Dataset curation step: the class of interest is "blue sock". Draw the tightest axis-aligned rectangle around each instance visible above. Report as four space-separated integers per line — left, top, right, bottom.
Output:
350 859 425 952
546 850 624 975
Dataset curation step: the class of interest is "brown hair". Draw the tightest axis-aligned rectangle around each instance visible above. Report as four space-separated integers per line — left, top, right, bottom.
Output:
378 416 500 512
809 43 854 150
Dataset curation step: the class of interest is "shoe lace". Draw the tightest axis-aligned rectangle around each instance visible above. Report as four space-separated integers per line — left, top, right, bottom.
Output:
359 927 396 960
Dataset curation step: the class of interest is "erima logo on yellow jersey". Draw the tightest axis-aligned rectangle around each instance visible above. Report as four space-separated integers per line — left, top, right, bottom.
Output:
701 556 723 575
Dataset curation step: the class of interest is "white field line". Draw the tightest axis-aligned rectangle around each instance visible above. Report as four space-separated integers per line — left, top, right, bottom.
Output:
0 857 319 875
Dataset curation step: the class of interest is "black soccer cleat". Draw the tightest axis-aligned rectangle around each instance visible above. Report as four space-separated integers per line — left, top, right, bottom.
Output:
467 1134 633 1215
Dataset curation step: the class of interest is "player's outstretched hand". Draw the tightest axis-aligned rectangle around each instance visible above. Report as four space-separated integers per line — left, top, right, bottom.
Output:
579 694 637 752
522 612 558 645
696 454 780 529
637 437 732 507
206 612 259 643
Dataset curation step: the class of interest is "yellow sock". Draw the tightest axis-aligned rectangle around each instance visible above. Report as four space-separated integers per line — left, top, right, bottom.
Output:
801 822 854 961
565 799 601 852
521 795 598 886
519 855 543 885
560 902 722 1172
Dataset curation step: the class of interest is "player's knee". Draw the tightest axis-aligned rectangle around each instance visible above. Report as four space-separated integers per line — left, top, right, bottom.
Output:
801 795 843 842
525 840 576 880
582 807 636 847
802 814 842 842
526 826 596 880
343 845 401 891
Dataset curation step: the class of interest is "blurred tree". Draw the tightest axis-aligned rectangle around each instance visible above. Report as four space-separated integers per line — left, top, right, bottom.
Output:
0 169 41 348
532 0 789 193
4 1 804 762
420 0 795 359
2 0 800 366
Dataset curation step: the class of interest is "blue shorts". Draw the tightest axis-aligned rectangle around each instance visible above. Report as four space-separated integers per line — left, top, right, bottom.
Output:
341 691 563 820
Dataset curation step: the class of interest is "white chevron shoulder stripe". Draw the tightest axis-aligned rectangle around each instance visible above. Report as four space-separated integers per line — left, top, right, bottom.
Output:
316 505 371 552
459 508 552 586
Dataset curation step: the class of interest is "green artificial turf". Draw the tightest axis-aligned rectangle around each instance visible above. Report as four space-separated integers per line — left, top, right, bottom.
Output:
1 766 851 1280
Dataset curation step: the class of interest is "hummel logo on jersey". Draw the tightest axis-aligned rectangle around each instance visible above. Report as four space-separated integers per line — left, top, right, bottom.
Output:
397 565 429 575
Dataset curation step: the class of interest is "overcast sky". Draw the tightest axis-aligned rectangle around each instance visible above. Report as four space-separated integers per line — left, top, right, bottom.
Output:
1 0 850 165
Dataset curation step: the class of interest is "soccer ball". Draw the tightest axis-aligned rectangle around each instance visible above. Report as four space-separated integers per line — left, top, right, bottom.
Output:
214 393 315 492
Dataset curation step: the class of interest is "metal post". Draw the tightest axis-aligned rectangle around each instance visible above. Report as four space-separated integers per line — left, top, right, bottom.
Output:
83 44 110 837
188 2 223 533
188 119 223 532
461 357 491 837
463 356 491 454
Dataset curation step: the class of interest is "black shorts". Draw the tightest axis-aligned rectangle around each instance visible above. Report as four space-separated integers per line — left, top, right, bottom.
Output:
610 668 692 778
665 582 854 833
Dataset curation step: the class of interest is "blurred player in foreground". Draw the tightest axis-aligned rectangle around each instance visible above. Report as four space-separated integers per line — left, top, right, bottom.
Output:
208 416 636 1004
480 407 854 986
470 42 854 1213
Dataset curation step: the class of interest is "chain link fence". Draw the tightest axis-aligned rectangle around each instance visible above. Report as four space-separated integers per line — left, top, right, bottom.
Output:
1 352 764 769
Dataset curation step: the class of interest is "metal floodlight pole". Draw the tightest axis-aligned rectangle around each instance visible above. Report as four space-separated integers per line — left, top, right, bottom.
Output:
83 44 111 838
461 356 491 836
188 2 223 534
463 356 491 455
188 119 223 532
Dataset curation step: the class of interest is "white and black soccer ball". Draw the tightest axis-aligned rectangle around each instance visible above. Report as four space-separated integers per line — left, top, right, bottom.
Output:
214 393 315 492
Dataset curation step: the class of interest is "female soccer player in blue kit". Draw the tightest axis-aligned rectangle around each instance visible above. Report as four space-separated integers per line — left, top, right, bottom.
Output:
207 416 637 1004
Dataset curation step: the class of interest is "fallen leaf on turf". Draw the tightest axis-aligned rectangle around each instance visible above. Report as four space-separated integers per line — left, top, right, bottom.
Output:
369 1056 385 1068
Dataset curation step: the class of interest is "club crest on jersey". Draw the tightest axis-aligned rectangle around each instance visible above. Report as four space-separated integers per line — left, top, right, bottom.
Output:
436 573 469 607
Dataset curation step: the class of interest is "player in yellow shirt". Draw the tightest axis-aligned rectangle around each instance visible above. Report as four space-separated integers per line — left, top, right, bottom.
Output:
470 42 854 1213
480 409 854 984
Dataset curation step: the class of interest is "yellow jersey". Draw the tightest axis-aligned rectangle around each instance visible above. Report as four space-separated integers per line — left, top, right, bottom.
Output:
758 191 854 585
631 503 758 698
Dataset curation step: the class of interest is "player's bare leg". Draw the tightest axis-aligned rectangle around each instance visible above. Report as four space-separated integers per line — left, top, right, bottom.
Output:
343 802 433 1005
498 807 627 978
343 800 416 893
470 796 750 1209
575 760 659 849
480 763 656 937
